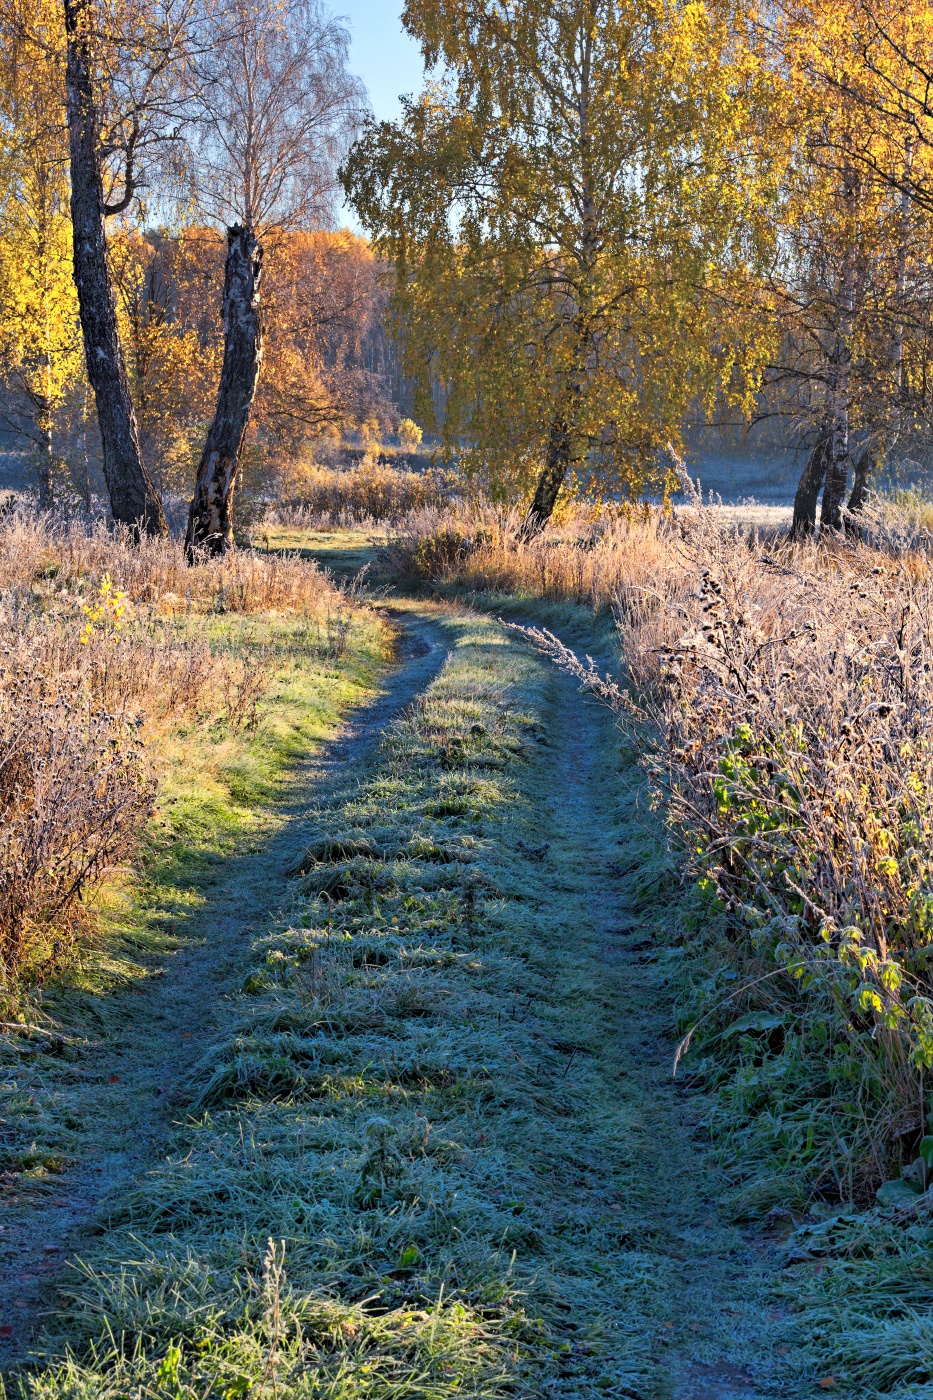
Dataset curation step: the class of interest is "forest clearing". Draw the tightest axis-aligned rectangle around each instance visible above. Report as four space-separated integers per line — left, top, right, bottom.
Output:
5 0 933 1393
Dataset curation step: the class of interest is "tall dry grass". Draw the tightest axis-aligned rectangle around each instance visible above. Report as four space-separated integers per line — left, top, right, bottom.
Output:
382 502 676 608
392 497 933 1201
0 510 339 611
266 457 456 527
0 513 351 983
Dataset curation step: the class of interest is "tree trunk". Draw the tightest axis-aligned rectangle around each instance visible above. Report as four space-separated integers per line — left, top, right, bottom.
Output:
820 430 850 532
820 168 858 535
63 0 166 537
846 447 873 525
790 430 831 540
521 416 572 537
34 396 54 511
185 225 263 558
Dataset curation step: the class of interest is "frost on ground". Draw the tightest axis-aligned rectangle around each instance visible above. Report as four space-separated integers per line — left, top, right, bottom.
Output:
0 609 809 1399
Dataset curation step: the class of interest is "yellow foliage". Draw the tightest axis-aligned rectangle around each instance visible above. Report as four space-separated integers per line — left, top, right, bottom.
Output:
346 0 779 508
109 229 222 493
0 0 80 475
79 572 128 645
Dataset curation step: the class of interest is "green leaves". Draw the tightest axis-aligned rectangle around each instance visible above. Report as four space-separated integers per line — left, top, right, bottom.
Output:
722 1013 786 1039
876 1178 922 1207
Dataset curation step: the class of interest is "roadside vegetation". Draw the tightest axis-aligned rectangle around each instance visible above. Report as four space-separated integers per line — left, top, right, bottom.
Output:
266 457 457 530
386 498 933 1195
0 509 385 1184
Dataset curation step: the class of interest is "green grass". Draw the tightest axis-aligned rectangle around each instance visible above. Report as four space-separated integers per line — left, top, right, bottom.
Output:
0 605 388 1193
7 611 790 1400
252 528 389 579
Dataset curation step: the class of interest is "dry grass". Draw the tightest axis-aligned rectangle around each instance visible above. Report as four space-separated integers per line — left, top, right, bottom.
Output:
0 512 356 986
381 503 676 609
266 457 457 528
0 510 340 613
0 635 156 979
390 496 933 1203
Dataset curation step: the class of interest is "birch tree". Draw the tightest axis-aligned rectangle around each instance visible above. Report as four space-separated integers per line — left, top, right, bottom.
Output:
61 0 199 534
344 0 776 528
765 0 933 534
182 0 365 556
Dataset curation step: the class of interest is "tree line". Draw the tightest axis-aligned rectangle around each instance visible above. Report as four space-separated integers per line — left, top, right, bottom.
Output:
3 0 933 546
0 0 395 550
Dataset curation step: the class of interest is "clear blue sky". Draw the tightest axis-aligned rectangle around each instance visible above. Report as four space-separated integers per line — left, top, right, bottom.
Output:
335 0 427 227
338 0 427 125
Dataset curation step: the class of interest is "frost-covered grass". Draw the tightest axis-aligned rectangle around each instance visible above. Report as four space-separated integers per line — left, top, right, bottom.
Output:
0 512 387 1194
10 615 712 1399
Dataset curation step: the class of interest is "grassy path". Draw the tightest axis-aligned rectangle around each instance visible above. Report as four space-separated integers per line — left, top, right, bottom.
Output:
3 604 809 1399
0 610 446 1369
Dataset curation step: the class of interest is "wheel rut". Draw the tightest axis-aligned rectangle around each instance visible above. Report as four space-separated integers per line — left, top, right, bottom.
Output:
0 608 448 1368
530 644 789 1398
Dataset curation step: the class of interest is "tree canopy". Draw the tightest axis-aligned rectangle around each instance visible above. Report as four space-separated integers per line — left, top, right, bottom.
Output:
344 0 782 521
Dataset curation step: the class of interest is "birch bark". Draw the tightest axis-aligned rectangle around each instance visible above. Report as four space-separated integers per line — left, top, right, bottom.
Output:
63 0 167 536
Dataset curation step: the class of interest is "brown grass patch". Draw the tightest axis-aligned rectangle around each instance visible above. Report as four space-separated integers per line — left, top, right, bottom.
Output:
0 513 353 985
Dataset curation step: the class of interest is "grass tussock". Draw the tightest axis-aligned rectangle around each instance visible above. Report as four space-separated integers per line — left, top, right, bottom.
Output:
381 503 671 611
266 458 457 528
0 512 372 988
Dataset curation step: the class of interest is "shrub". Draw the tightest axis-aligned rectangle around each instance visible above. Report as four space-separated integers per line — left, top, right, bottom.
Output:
397 417 423 452
615 528 927 1193
0 640 156 980
267 460 455 527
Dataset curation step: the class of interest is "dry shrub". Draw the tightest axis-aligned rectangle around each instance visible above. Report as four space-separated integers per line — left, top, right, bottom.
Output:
619 515 933 1198
0 638 156 981
267 457 456 527
217 649 271 733
0 512 349 983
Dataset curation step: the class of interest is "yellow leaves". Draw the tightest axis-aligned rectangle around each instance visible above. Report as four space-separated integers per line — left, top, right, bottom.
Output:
0 0 78 423
346 0 779 506
880 961 903 993
79 574 129 646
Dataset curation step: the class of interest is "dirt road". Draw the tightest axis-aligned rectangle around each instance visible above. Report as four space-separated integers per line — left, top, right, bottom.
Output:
0 610 448 1367
1 604 802 1397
